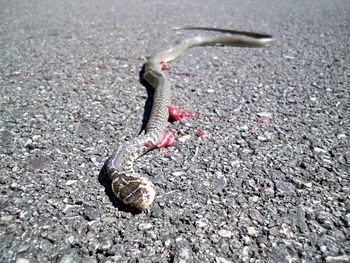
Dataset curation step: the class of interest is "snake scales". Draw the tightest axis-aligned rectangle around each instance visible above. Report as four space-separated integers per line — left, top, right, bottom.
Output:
107 27 277 210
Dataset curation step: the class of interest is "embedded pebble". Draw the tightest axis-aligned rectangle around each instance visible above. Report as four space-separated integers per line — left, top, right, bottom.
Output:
215 257 232 263
314 147 328 155
138 223 153 230
80 257 97 263
231 159 241 167
218 230 232 238
325 255 350 263
248 209 264 224
172 171 186 176
337 133 347 139
249 196 259 202
174 237 193 263
304 182 313 188
178 134 192 142
65 180 78 186
0 215 14 222
276 181 296 195
206 89 215 93
269 226 279 236
343 151 350 163
257 111 273 118
246 227 258 236
58 253 81 263
195 219 208 228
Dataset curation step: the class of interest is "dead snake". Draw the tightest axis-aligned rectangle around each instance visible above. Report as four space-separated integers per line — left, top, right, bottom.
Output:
106 27 277 210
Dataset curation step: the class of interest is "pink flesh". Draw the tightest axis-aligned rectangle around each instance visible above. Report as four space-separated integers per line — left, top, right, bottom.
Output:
196 130 207 137
143 141 154 149
143 130 175 150
156 130 175 148
144 105 195 150
160 60 169 70
167 105 194 121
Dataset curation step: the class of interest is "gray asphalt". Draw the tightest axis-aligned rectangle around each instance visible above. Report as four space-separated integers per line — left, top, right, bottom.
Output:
1 0 349 262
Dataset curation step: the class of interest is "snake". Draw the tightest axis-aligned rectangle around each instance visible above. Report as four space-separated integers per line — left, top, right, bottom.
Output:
106 27 277 210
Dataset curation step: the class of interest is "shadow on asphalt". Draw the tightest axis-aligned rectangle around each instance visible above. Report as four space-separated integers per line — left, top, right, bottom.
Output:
138 64 155 134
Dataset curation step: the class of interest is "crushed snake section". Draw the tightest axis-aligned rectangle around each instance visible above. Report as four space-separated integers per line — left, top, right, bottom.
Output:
106 27 277 210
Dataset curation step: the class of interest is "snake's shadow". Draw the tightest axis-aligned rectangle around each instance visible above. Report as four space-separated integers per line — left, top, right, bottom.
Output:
138 65 155 133
98 65 154 214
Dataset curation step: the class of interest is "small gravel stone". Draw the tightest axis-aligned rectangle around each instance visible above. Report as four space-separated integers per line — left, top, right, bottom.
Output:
215 257 232 263
337 133 347 139
206 88 215 93
178 134 192 142
195 219 208 228
343 151 350 163
65 180 78 186
80 257 97 263
231 159 241 167
67 235 75 244
325 255 350 263
248 196 259 202
218 230 232 238
257 135 269 142
314 147 328 155
58 253 81 263
269 226 279 236
172 171 186 176
0 215 14 222
257 111 273 118
248 209 265 224
304 182 312 188
246 227 258 237
138 223 153 230
174 237 193 263
276 181 296 195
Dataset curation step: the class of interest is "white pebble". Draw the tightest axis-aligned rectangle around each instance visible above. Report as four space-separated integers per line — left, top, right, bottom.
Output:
172 171 186 176
257 111 273 118
218 229 232 238
65 180 77 186
138 223 153 230
246 226 258 236
206 89 215 93
314 147 328 155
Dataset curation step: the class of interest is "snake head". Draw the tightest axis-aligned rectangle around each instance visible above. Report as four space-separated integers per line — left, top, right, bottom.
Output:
111 173 156 210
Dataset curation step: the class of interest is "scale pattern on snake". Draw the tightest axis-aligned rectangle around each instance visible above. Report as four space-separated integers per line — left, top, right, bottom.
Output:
106 27 277 210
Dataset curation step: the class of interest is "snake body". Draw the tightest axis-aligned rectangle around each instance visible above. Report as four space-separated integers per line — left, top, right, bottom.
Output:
107 27 277 210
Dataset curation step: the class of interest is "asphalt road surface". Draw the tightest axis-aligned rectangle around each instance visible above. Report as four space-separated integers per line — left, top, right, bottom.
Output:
1 0 349 262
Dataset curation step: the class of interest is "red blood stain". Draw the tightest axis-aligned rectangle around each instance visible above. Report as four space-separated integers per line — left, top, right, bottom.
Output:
196 130 207 137
23 71 34 77
143 141 154 149
79 79 91 85
248 127 257 133
160 60 169 70
156 130 175 148
167 105 194 121
258 117 270 125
